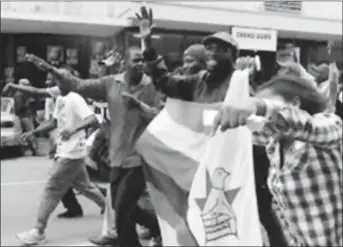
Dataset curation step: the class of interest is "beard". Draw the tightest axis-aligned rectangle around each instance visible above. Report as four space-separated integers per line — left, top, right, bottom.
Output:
183 64 204 76
206 59 234 86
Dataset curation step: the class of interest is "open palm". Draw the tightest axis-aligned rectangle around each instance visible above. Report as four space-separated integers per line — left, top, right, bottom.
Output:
135 6 154 40
25 54 52 72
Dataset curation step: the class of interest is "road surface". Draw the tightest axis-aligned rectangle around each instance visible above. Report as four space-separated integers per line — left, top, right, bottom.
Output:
1 155 149 246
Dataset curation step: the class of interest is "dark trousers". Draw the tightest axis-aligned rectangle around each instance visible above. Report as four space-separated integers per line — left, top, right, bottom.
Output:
20 117 37 154
61 188 82 212
111 166 160 247
253 145 285 247
89 121 109 166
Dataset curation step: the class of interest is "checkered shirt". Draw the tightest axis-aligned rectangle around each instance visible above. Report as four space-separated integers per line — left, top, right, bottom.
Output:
253 104 343 246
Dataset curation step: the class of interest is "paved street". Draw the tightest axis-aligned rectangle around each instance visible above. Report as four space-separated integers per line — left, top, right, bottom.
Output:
1 155 105 246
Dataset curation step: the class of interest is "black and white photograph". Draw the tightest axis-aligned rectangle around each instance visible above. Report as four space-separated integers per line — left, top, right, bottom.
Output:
1 1 342 247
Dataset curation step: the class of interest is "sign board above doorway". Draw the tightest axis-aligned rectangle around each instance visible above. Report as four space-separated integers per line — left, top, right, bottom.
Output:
232 27 278 52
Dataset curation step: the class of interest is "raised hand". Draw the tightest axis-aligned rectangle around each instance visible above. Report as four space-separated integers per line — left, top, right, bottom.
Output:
328 62 339 84
102 46 123 67
235 56 257 76
324 62 340 111
25 53 53 72
135 6 154 40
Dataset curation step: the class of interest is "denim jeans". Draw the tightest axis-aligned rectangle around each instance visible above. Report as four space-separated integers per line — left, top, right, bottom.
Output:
35 158 106 232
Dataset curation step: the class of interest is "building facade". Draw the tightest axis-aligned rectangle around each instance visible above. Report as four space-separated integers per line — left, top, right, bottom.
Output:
1 1 342 87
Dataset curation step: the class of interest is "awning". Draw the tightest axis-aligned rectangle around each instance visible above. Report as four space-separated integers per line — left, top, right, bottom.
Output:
124 2 342 42
1 11 128 37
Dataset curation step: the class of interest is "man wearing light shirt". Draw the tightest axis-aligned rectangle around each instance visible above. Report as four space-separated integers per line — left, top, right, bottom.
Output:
2 69 85 219
15 66 106 246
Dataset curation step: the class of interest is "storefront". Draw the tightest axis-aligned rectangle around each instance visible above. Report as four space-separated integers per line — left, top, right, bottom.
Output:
118 1 342 79
118 26 342 82
1 1 342 88
0 33 116 90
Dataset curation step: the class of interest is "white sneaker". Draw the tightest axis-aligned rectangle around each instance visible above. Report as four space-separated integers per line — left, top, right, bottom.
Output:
16 228 46 245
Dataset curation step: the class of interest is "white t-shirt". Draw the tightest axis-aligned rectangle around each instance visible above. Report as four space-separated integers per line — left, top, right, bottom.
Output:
45 86 61 121
53 92 94 159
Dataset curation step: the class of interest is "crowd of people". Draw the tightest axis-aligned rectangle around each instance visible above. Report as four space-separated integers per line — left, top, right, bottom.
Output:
1 6 342 247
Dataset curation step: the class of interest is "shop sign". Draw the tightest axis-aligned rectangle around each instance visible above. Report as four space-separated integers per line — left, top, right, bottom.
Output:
232 27 278 52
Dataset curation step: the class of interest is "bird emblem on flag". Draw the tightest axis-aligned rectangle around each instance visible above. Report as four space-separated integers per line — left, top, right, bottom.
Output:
196 168 240 244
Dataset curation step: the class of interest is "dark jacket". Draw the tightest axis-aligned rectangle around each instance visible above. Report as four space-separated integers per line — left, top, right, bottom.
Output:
143 49 232 103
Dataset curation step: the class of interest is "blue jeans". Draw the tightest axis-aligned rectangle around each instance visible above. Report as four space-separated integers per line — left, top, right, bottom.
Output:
35 158 106 232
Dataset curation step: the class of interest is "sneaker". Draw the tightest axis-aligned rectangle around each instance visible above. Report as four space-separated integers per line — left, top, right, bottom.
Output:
149 236 162 247
57 209 83 218
136 225 151 240
88 235 118 246
16 228 46 245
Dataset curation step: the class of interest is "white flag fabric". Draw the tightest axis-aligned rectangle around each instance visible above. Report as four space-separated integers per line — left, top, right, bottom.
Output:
137 70 263 246
187 70 263 246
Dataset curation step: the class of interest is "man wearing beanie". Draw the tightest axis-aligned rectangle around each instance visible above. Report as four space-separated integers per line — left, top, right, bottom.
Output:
182 43 206 76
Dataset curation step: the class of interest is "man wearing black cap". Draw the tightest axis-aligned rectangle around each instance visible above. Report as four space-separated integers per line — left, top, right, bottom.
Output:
137 7 238 104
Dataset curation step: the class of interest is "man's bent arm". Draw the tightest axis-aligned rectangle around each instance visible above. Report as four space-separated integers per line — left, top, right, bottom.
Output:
254 100 342 149
32 119 57 136
73 115 99 133
143 49 199 100
50 68 110 101
138 101 160 122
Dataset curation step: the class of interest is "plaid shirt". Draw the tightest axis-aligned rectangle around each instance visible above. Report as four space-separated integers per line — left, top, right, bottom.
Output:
253 103 342 246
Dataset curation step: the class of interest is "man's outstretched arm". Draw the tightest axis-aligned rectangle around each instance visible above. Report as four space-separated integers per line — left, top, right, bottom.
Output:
3 83 54 98
50 67 110 101
25 54 111 101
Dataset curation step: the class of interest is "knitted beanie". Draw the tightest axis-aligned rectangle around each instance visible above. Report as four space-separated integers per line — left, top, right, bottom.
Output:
184 44 206 64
